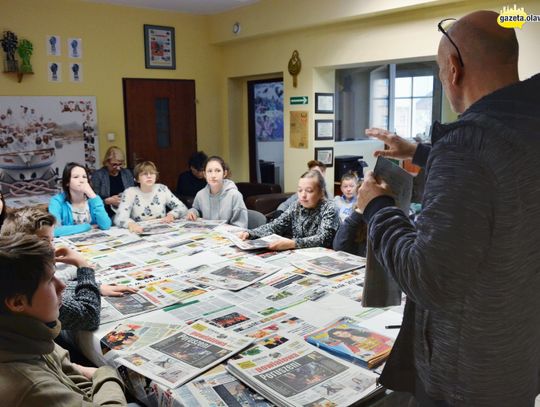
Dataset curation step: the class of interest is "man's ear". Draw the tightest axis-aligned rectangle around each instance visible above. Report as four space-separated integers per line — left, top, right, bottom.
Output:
4 294 28 313
449 54 463 86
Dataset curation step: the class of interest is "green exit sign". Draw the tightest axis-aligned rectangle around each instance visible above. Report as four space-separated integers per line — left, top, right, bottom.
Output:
290 96 308 105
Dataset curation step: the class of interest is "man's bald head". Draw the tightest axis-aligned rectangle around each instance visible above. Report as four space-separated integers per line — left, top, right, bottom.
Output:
437 10 520 113
445 10 519 69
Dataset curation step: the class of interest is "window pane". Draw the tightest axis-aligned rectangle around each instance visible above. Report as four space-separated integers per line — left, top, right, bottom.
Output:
412 97 432 140
373 78 389 98
413 76 433 97
394 98 411 138
371 99 388 130
395 77 412 98
155 98 170 148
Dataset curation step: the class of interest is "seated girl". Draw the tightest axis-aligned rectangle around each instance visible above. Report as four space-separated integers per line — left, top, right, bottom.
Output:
114 161 188 233
239 170 339 250
186 156 248 228
49 162 111 237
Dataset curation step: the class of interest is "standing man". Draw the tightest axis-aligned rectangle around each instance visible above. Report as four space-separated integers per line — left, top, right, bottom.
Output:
358 10 540 406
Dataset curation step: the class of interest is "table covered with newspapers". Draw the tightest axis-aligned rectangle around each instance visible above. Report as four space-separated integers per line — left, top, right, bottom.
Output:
58 219 404 407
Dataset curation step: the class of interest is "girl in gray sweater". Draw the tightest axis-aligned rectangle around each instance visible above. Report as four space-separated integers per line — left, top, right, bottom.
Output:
187 156 248 228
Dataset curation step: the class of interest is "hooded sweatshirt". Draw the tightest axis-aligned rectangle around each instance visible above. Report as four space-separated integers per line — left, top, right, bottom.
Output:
189 179 248 228
0 314 127 406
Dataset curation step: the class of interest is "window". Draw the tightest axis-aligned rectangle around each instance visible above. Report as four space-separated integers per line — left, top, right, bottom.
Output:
335 61 442 142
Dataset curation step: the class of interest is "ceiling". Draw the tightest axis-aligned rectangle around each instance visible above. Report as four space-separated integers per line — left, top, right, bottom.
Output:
84 0 260 15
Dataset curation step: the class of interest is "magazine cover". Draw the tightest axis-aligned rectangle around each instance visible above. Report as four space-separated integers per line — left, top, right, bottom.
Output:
116 320 253 388
227 338 379 407
304 317 393 369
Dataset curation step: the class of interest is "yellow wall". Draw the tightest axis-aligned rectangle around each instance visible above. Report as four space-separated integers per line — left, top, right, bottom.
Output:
0 0 222 163
217 0 540 190
2 0 539 191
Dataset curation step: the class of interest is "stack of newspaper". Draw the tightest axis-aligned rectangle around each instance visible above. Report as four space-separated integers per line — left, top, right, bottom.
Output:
116 320 253 388
227 337 379 407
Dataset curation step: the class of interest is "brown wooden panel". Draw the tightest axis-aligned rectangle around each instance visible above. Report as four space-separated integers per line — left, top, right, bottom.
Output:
123 78 197 190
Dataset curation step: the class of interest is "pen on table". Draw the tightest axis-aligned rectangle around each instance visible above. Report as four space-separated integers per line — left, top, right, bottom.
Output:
385 325 401 329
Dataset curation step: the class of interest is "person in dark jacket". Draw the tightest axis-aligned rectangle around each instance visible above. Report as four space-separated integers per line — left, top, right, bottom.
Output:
358 10 540 407
176 151 208 204
91 146 135 218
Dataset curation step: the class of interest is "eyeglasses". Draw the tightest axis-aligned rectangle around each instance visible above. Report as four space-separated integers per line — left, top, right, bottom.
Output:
438 18 464 68
109 161 124 167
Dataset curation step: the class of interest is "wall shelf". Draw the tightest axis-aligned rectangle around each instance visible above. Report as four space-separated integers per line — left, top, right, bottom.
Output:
3 70 34 83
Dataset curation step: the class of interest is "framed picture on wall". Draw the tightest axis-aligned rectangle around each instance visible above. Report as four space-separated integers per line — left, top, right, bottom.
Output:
144 24 176 69
314 119 334 140
315 92 334 114
314 147 334 167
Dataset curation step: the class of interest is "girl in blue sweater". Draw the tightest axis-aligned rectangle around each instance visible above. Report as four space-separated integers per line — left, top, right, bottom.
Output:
49 162 111 237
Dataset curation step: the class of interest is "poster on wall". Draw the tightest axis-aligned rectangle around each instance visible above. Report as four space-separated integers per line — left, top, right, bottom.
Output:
48 62 62 82
289 111 308 149
68 38 82 58
253 81 284 141
0 96 99 200
70 63 83 82
46 35 61 56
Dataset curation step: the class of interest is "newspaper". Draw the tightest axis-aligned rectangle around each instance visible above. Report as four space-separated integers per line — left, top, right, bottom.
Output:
191 257 280 291
116 320 253 388
100 278 202 324
63 230 117 246
227 338 378 407
99 320 184 361
136 219 179 235
292 251 366 277
227 233 283 251
363 156 411 307
217 268 332 316
162 365 273 407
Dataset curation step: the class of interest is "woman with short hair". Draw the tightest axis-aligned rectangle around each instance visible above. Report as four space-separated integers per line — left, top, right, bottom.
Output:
91 146 135 218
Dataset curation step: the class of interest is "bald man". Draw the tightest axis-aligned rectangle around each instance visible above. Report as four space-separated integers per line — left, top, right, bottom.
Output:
357 10 540 407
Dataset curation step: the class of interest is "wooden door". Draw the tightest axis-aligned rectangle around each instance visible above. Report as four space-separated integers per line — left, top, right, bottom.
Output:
123 78 197 190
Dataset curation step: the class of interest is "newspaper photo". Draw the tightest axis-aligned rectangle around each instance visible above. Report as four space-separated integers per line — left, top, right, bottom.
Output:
292 251 366 277
192 258 280 291
116 320 253 388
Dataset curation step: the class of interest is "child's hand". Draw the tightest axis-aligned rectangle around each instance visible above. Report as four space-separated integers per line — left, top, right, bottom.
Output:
186 211 198 221
55 247 89 268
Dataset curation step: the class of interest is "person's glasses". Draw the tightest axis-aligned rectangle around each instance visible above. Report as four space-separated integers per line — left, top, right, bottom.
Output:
109 161 124 168
438 18 464 68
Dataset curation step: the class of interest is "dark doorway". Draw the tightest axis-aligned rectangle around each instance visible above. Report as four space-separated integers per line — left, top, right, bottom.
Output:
123 78 197 190
247 78 284 188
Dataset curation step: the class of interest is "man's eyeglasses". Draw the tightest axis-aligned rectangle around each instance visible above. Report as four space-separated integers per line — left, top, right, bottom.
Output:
438 18 464 68
109 161 124 168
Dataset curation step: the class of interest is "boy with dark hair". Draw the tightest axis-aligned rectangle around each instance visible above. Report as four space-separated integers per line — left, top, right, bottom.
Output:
0 234 127 406
176 150 208 201
1 206 135 331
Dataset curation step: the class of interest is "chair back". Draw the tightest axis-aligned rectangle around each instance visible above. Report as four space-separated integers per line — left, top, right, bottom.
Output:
247 209 267 229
